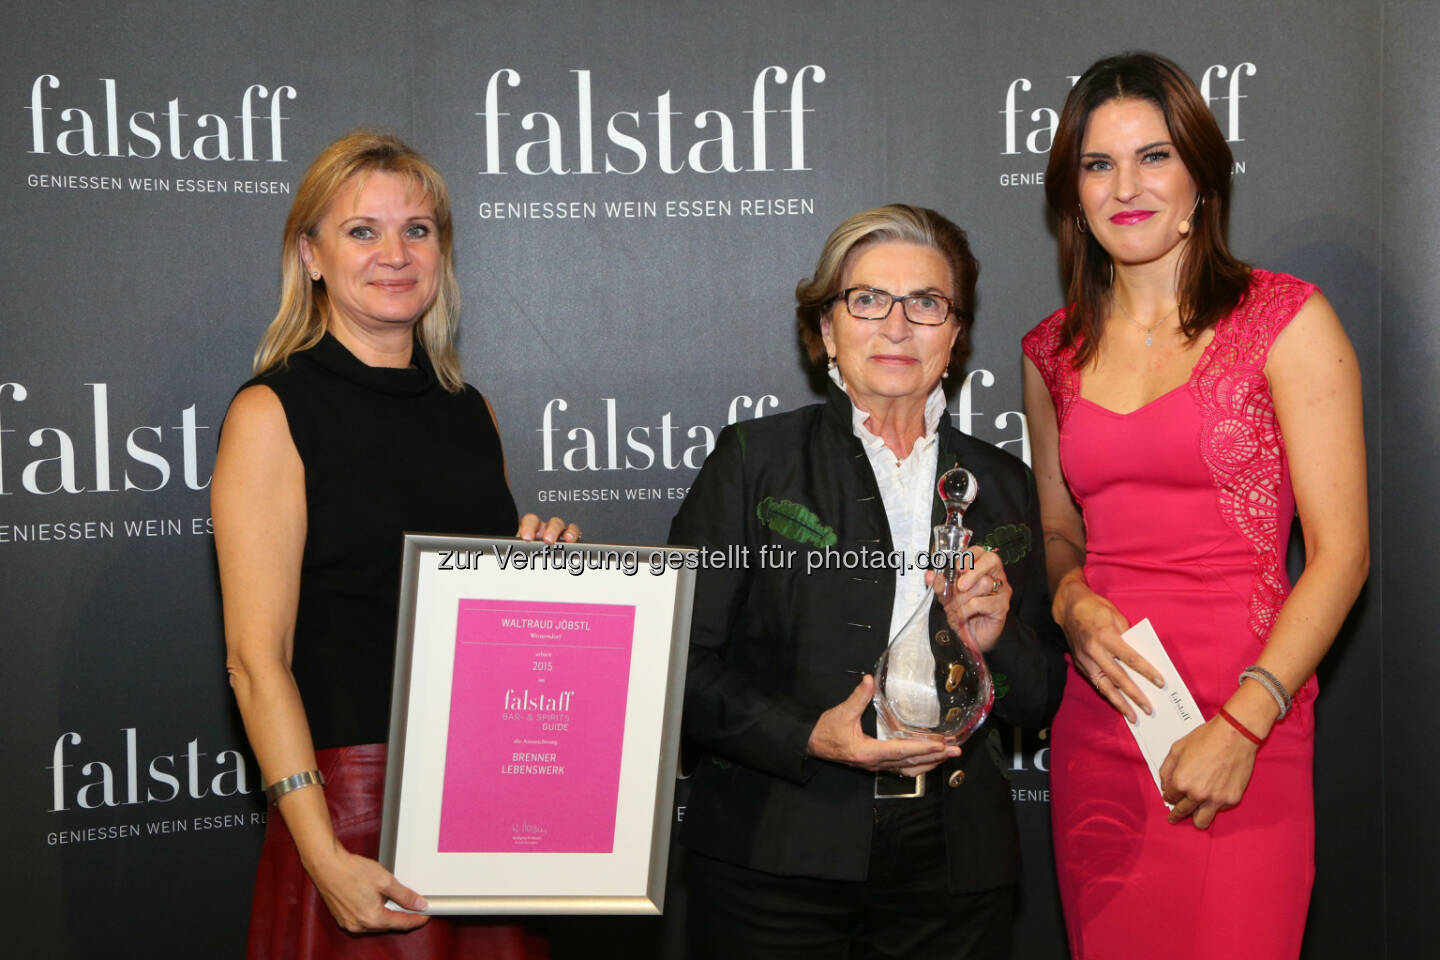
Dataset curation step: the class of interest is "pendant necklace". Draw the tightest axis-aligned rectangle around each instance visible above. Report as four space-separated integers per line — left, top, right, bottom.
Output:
1114 299 1175 348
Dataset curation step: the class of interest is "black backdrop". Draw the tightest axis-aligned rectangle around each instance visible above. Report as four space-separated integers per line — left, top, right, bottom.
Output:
3 2 1432 956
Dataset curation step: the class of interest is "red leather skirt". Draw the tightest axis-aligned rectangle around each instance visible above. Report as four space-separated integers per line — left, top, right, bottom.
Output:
247 743 548 960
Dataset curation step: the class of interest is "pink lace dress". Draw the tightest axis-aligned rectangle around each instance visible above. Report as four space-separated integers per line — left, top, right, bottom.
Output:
1023 271 1319 959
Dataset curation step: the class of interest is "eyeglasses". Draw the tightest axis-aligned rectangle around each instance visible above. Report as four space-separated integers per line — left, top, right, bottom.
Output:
833 286 954 326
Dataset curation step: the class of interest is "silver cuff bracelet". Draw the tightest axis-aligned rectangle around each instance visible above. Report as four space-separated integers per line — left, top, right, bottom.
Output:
264 769 326 804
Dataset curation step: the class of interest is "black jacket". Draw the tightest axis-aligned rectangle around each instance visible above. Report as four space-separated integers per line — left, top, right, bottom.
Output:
669 382 1067 891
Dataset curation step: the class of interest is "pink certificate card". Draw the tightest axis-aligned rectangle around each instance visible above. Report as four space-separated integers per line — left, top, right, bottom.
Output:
437 600 636 853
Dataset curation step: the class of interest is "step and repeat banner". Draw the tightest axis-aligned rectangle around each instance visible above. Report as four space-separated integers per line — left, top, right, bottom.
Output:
3 1 1408 956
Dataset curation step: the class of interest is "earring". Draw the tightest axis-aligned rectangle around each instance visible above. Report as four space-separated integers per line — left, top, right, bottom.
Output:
1075 215 1089 235
827 355 836 370
1178 196 1201 236
310 271 321 281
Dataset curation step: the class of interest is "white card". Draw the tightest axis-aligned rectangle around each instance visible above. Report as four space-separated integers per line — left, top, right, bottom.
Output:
1114 618 1205 802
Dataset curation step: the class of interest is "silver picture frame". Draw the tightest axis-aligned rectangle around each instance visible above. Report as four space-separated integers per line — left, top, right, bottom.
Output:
379 534 696 915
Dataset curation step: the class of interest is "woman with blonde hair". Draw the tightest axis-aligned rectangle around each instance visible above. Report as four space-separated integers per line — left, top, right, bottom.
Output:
214 130 572 959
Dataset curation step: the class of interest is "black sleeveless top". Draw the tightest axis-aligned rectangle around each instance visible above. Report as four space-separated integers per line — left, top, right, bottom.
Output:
244 334 519 749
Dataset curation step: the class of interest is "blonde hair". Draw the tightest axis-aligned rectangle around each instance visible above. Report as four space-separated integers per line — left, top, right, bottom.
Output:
254 130 464 392
795 204 977 372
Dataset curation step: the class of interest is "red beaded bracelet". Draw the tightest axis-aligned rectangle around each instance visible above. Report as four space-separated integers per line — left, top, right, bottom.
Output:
1217 707 1266 746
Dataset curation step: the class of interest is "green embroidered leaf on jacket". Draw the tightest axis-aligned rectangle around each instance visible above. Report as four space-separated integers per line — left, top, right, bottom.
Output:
982 523 1031 564
755 497 838 548
992 671 1010 700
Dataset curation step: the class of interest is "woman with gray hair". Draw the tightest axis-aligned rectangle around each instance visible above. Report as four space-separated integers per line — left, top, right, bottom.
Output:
671 204 1066 959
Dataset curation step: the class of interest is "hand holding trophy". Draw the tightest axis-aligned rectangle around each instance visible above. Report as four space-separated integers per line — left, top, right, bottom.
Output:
871 467 995 743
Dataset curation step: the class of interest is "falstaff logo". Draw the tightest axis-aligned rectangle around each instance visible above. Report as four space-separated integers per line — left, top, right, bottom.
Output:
26 75 295 161
475 65 826 175
48 728 254 812
1001 61 1257 156
539 394 778 472
0 383 211 495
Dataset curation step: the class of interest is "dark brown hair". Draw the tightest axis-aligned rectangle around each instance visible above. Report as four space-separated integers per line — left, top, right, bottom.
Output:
1044 51 1250 366
795 204 978 374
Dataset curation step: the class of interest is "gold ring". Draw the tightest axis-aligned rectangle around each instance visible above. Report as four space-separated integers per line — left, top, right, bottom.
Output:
990 577 1002 595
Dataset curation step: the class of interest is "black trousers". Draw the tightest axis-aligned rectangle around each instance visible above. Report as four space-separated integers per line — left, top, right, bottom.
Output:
684 793 1013 960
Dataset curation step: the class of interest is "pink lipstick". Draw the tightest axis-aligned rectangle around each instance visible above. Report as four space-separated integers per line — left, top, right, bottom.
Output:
1109 210 1155 225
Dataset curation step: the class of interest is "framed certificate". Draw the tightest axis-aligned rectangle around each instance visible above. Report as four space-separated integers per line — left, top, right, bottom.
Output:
379 535 696 915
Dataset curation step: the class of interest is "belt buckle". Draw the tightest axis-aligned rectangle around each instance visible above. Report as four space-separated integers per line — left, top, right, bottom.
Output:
874 771 927 799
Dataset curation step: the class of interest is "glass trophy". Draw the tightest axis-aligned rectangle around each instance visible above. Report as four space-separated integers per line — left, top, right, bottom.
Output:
871 467 995 742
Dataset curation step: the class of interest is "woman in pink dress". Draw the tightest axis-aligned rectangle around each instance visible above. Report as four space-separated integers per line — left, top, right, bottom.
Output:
1022 53 1367 958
